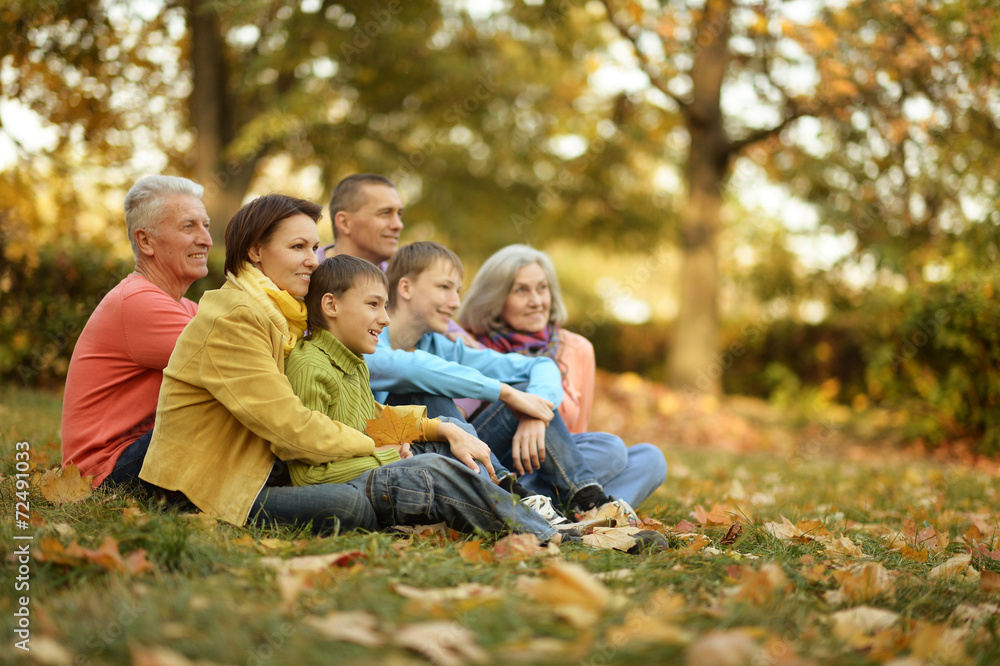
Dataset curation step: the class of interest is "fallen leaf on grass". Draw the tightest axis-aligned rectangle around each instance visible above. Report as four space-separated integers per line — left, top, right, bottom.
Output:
980 570 1000 593
392 582 500 604
685 629 762 666
900 544 929 562
390 522 461 540
728 563 790 605
929 553 979 582
493 533 543 560
518 561 624 629
365 406 423 446
825 562 897 605
393 621 488 666
691 504 737 526
606 590 692 646
258 550 365 574
830 606 900 641
38 463 93 504
582 526 642 552
764 517 815 543
670 519 700 534
952 601 1000 624
305 610 384 647
675 534 711 556
822 535 864 560
574 501 637 527
26 636 75 665
276 571 310 613
909 622 970 663
457 538 494 563
721 523 743 546
35 536 153 575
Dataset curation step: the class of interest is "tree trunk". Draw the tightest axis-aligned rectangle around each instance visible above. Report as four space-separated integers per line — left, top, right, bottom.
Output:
187 0 256 248
667 0 732 395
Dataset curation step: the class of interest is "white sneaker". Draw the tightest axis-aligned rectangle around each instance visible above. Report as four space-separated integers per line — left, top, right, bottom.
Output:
520 494 575 530
602 498 640 526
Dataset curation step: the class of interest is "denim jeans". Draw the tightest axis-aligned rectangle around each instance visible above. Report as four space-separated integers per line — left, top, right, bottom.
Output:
534 432 667 509
250 454 555 541
100 430 161 496
389 390 601 509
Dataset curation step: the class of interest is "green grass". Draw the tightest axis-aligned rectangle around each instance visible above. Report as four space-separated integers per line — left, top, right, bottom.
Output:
2 385 999 665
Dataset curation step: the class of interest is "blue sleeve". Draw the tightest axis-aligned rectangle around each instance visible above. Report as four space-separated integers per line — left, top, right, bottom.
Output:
366 331 563 407
366 330 504 404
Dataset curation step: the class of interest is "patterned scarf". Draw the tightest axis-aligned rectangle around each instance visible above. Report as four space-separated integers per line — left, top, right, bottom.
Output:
228 263 308 357
477 323 561 361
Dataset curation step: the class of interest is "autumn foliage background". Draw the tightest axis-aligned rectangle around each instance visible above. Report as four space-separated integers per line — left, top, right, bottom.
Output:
2 1 1000 664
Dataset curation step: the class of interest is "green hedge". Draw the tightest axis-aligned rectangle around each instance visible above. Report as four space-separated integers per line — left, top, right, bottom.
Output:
863 270 1000 453
1 242 131 387
0 241 223 388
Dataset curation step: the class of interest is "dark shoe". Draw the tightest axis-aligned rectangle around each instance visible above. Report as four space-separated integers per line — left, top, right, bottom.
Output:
568 485 611 515
627 530 670 555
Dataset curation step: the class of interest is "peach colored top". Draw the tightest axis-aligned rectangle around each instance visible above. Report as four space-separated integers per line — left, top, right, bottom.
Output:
555 329 596 434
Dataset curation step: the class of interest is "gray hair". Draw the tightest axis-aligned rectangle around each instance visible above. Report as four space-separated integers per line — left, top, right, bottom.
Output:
123 175 204 260
457 244 568 335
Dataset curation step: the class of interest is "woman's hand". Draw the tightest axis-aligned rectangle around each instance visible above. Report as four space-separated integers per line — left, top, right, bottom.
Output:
374 443 412 459
439 422 498 482
498 384 554 424
511 418 546 475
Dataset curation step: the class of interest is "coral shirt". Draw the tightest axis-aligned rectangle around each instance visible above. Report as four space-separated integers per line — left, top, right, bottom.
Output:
61 273 197 486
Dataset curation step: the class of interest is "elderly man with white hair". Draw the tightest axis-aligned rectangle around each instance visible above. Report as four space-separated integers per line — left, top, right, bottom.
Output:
61 175 212 492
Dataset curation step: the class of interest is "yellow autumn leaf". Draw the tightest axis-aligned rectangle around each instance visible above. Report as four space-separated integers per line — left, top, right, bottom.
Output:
365 406 422 446
517 561 624 629
39 463 93 505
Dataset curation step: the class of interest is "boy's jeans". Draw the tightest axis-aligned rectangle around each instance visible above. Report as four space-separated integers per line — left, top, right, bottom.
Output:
250 453 555 541
386 390 601 509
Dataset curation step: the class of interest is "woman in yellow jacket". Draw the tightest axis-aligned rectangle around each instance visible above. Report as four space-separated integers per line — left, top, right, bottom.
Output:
139 194 557 540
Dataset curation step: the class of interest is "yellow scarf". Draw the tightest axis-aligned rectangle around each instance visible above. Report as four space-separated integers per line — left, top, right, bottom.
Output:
229 263 308 357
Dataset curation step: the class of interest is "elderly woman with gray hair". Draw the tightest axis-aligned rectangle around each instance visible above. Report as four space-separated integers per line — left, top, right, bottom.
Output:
457 244 667 509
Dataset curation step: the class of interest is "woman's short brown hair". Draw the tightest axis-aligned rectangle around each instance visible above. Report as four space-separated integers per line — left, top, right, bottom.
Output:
224 194 322 276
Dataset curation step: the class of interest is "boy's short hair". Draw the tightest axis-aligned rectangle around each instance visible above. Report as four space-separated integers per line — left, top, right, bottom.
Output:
385 241 464 308
305 255 388 331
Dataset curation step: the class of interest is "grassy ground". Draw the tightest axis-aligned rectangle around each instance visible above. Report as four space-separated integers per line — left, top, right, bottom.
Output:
1 382 999 665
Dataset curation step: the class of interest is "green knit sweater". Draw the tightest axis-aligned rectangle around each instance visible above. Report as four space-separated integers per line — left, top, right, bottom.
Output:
284 328 439 485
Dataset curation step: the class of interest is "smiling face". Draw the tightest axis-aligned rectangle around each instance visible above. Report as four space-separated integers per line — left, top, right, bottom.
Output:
249 214 320 297
500 262 551 334
140 194 213 296
320 278 391 356
404 259 463 336
336 184 404 264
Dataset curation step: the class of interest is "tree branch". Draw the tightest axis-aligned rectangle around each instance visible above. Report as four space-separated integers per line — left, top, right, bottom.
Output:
598 0 689 114
727 107 807 157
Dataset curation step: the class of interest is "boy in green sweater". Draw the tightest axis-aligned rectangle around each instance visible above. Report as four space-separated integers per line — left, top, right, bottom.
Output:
283 255 574 531
284 255 498 486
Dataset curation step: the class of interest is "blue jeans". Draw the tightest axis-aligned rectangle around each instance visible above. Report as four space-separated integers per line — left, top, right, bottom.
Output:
389 390 601 509
100 430 161 496
547 432 667 509
250 454 555 541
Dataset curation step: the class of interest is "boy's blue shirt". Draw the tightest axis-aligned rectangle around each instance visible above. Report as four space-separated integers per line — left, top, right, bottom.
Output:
367 328 564 407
